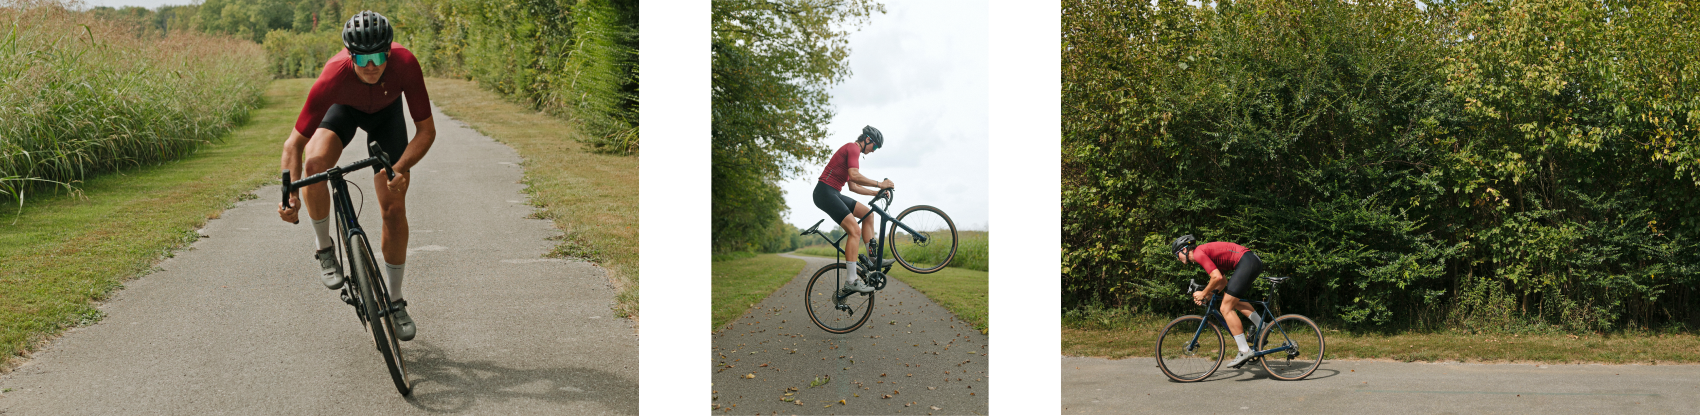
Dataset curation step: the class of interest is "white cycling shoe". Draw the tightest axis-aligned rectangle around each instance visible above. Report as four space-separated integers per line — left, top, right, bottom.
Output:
314 247 345 290
1227 350 1255 368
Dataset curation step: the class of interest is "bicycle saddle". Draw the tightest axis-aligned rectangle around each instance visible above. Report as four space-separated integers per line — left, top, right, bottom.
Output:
1261 276 1291 284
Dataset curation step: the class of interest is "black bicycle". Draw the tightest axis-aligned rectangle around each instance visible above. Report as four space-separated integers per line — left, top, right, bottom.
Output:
798 186 957 333
1155 275 1324 382
281 141 411 396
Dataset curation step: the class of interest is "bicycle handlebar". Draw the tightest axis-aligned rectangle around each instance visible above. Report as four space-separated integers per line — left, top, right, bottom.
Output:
280 142 396 225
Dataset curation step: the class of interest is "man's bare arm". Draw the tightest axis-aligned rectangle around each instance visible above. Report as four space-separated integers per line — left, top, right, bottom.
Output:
847 180 878 196
280 129 309 188
391 117 436 172
847 168 881 188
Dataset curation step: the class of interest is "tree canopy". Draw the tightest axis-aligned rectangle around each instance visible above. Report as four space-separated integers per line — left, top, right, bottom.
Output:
711 0 883 253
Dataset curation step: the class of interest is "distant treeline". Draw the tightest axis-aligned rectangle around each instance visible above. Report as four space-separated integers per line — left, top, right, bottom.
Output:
1063 0 1700 333
91 0 639 154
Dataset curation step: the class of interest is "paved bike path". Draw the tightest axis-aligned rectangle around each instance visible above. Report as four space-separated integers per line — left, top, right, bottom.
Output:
0 101 637 414
1063 355 1700 414
711 253 988 415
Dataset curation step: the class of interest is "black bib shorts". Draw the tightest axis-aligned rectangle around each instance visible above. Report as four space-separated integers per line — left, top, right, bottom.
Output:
320 98 409 173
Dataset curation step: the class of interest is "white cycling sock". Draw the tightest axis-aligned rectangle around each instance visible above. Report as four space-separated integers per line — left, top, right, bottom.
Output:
1247 311 1263 327
385 262 405 301
312 216 334 250
846 261 858 283
1233 334 1250 353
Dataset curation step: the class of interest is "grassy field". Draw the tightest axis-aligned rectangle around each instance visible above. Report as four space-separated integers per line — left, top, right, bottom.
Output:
425 78 640 319
0 79 312 371
711 253 805 331
793 230 988 272
1062 311 1700 364
790 250 989 333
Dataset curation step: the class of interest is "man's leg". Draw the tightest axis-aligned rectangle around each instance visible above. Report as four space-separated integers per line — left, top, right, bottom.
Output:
301 128 345 233
1220 295 1246 336
854 202 875 245
371 170 408 298
838 213 861 266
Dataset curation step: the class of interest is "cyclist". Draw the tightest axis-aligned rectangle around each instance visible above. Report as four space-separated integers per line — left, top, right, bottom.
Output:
812 125 895 297
277 10 434 341
1173 235 1266 367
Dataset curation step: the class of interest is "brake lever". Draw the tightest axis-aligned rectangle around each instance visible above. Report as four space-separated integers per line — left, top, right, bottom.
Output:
281 170 297 224
369 141 395 180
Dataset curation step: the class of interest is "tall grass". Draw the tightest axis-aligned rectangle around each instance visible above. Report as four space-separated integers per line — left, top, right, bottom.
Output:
0 0 269 207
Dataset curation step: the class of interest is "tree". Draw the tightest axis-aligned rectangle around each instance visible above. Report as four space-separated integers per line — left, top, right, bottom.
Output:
710 0 883 253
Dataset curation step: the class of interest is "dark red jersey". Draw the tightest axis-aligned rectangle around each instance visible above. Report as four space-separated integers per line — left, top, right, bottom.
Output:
1190 241 1251 275
817 142 862 191
293 43 432 137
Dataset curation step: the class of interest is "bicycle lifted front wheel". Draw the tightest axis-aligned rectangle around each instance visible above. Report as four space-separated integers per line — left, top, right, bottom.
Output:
803 263 874 334
1258 314 1324 381
1155 315 1225 382
349 234 412 396
887 205 958 274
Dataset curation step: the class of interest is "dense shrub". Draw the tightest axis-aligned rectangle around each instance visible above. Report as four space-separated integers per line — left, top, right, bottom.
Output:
262 28 341 78
1062 0 1700 332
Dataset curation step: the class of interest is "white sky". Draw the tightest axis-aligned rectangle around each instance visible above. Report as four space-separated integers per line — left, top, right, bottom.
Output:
780 0 991 232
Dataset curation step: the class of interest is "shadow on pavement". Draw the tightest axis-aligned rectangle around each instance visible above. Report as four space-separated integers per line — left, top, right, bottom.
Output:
403 341 638 414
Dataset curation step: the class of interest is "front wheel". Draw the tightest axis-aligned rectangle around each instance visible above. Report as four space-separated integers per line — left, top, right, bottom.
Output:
1155 315 1224 382
803 263 874 334
887 205 958 274
349 234 412 396
1259 314 1324 381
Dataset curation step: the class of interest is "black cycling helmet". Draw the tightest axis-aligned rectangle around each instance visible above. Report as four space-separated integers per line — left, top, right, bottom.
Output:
1171 235 1196 258
342 11 393 55
860 125 884 150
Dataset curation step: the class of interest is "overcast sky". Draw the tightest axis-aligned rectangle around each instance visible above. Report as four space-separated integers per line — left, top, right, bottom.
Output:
780 0 990 232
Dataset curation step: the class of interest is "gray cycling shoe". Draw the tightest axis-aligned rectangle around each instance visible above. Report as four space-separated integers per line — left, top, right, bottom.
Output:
314 247 344 290
844 279 876 294
391 299 415 341
857 254 896 271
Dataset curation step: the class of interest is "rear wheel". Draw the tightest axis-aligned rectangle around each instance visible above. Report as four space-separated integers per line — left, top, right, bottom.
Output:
1259 314 1324 381
803 263 874 334
887 205 957 274
1155 315 1224 382
350 234 412 396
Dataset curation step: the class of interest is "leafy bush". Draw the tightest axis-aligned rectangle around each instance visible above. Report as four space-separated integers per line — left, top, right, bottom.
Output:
262 28 341 78
1062 0 1700 332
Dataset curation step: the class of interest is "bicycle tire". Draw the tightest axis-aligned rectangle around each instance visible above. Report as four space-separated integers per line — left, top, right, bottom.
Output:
803 263 874 334
1155 315 1224 382
349 234 412 396
890 203 958 275
1259 314 1324 381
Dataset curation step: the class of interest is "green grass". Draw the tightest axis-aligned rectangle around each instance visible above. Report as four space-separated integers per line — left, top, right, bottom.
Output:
1062 310 1700 364
789 249 989 333
425 78 639 319
711 253 805 331
792 230 988 272
0 78 313 371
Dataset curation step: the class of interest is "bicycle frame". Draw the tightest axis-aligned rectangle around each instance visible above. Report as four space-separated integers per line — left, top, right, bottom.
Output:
1184 281 1300 362
282 142 396 320
801 188 929 275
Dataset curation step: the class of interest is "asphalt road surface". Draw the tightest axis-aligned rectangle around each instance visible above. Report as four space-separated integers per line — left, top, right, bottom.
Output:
1063 355 1700 414
712 253 988 415
0 101 637 414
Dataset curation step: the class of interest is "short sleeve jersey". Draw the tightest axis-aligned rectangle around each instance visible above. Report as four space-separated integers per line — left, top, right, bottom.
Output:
1190 242 1250 275
817 142 861 191
293 43 432 137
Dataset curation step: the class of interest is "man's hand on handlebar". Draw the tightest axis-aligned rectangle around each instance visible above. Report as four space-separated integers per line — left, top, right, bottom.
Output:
1192 290 1208 306
279 193 300 224
385 170 409 194
880 178 894 189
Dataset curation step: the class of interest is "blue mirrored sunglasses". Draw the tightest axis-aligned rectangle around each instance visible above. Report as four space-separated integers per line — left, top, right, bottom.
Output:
353 52 388 67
